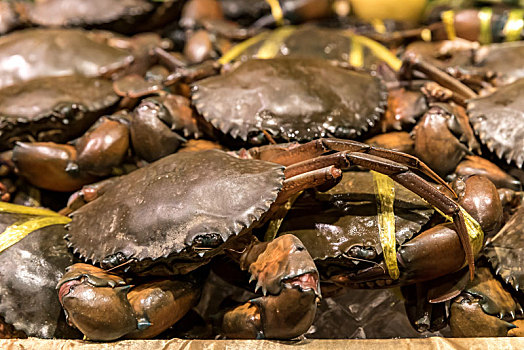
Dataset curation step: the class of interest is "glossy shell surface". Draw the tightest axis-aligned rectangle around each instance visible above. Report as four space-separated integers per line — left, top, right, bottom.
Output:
278 171 434 260
18 0 153 28
238 26 388 70
66 150 284 269
192 58 387 142
0 75 119 150
0 28 133 89
467 78 524 168
486 204 524 292
473 41 524 85
0 213 73 338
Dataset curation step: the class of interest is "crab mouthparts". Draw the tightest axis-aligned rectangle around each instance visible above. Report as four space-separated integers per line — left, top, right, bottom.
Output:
283 272 319 294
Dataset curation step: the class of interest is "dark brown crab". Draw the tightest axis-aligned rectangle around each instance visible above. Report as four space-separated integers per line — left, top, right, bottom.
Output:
278 173 502 290
467 78 524 169
58 138 478 340
1 75 119 151
7 0 183 34
486 202 524 293
191 57 388 143
0 204 78 339
276 170 435 287
0 28 135 90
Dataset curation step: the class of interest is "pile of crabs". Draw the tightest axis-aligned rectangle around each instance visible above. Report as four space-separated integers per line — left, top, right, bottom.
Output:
0 0 524 342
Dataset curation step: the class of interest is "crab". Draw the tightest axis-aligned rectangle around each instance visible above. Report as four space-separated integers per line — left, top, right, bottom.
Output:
278 172 502 288
276 170 435 287
486 201 524 293
191 57 388 144
11 90 201 192
3 0 183 34
0 75 119 151
467 78 524 169
0 204 78 339
426 7 524 44
404 39 524 88
397 55 523 190
57 138 479 340
0 28 133 90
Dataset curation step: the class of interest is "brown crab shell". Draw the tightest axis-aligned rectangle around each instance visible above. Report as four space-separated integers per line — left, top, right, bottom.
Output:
278 171 434 261
467 78 524 168
65 150 284 274
0 75 119 150
0 212 75 338
485 204 524 293
192 58 388 143
0 28 134 90
472 41 524 86
237 25 389 70
16 0 153 29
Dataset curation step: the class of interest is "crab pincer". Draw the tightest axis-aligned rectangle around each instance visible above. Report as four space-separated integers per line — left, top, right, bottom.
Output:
223 235 320 339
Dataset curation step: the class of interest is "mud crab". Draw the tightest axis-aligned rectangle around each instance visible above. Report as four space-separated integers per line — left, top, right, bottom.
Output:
278 172 501 288
0 75 119 151
190 57 388 143
0 203 77 339
276 170 435 286
57 138 479 340
1 0 183 34
0 28 132 90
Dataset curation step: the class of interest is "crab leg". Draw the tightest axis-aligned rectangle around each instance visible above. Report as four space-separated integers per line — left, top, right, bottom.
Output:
400 54 478 100
342 152 475 280
249 138 456 197
273 166 342 207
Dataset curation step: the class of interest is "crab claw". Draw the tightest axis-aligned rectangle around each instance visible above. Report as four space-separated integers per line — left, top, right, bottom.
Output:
247 235 320 298
450 268 520 337
398 176 502 283
223 235 320 339
57 264 201 341
57 264 136 341
13 142 98 192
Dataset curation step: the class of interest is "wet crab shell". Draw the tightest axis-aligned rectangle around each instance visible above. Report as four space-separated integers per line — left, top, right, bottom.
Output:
278 171 434 271
467 78 524 168
472 41 524 86
0 28 134 90
0 213 75 338
237 25 390 70
65 149 284 275
192 58 388 143
17 0 153 29
485 204 524 293
0 75 119 150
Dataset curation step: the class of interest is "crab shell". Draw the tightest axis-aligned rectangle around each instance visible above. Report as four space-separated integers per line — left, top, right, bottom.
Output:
472 41 524 86
277 171 434 282
0 28 134 89
192 58 388 143
467 78 524 168
237 25 390 70
17 0 153 29
0 212 75 338
0 75 119 150
486 203 524 292
66 149 285 275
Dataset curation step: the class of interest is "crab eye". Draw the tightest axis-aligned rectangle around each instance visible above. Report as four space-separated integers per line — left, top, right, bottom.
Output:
192 233 223 248
101 252 127 269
